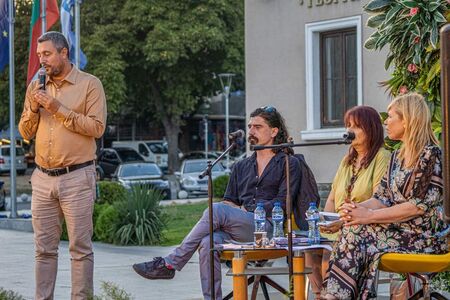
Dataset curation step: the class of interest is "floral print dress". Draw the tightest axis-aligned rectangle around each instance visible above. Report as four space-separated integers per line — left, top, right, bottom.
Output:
324 144 448 300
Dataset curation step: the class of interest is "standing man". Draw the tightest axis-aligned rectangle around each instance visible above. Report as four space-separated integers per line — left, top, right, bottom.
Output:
133 106 301 300
19 31 106 300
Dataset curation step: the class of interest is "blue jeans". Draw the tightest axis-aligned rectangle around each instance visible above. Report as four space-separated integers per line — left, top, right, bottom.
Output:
165 202 272 300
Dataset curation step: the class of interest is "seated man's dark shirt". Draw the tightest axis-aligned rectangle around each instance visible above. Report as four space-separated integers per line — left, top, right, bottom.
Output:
224 151 301 216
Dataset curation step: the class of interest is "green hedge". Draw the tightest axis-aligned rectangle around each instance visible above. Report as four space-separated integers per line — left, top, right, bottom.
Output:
94 205 120 243
97 181 127 204
213 175 230 198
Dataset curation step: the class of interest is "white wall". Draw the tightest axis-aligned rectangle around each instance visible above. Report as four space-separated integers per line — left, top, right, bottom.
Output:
245 0 391 183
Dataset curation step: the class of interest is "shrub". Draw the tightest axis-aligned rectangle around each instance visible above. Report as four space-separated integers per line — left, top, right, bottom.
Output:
213 175 230 198
92 281 134 300
95 205 120 243
432 271 450 293
113 184 166 245
97 181 127 205
0 287 25 300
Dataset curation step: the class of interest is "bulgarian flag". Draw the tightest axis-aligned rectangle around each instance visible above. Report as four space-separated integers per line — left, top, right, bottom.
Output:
26 0 59 84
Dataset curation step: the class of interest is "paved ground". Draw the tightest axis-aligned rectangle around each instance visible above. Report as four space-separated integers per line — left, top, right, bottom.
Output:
0 228 392 300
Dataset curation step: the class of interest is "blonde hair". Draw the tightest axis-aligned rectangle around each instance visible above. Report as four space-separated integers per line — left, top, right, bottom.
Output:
387 93 439 168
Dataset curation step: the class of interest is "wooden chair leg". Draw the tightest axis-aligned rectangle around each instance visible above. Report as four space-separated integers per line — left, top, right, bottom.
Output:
251 276 262 300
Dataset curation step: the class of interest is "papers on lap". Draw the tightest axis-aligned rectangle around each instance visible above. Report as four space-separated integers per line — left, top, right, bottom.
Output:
319 212 340 221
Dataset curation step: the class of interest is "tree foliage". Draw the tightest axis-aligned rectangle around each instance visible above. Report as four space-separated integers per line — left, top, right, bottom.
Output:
364 0 450 138
120 0 244 172
1 0 244 174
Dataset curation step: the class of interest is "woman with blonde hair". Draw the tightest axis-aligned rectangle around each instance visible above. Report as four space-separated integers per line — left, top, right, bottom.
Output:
322 93 448 300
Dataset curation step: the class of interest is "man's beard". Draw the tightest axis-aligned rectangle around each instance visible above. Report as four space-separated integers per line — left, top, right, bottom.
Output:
43 64 62 78
248 135 258 145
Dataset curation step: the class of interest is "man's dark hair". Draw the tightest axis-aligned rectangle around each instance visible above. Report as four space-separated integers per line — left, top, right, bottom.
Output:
250 106 292 153
38 31 70 57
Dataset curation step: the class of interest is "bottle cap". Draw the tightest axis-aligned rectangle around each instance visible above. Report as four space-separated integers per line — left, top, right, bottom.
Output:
309 202 316 206
274 201 281 206
257 202 264 207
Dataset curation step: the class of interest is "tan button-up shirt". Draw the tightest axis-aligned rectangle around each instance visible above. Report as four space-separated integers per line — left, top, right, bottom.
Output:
19 66 107 169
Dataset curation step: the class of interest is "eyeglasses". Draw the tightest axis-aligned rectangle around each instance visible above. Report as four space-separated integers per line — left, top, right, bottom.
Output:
261 106 277 113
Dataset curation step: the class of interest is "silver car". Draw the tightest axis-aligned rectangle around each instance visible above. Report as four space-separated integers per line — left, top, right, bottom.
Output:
113 162 171 200
176 159 229 198
0 145 27 175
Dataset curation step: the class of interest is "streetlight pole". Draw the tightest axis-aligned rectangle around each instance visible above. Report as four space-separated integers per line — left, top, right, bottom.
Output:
203 115 208 159
218 73 235 169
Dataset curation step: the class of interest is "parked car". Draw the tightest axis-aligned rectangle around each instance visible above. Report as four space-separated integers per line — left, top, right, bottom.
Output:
175 159 229 198
0 180 5 211
111 140 167 170
181 151 221 161
0 145 27 175
96 147 145 179
112 162 170 199
111 140 183 173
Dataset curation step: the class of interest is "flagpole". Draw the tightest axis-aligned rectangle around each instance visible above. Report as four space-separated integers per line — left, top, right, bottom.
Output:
41 0 46 34
74 0 80 68
8 0 17 219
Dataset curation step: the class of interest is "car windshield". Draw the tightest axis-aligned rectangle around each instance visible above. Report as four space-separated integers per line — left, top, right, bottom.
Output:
146 142 168 154
115 149 143 162
119 164 162 177
1 147 25 156
183 161 224 173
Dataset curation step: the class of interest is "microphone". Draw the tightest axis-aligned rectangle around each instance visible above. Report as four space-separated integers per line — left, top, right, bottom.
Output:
228 129 245 140
343 131 355 142
38 67 46 90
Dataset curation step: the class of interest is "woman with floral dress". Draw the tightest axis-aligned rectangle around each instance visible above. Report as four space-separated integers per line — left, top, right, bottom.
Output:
322 93 448 300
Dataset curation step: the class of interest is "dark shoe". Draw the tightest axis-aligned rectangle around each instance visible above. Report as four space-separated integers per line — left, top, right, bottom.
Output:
132 257 175 280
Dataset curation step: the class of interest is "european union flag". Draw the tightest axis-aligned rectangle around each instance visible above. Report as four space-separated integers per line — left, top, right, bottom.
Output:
61 0 87 69
0 0 9 72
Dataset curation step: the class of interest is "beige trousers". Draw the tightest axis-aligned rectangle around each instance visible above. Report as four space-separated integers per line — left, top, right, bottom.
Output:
31 165 96 300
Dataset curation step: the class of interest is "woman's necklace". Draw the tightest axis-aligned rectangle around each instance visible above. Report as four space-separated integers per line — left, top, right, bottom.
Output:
345 157 363 203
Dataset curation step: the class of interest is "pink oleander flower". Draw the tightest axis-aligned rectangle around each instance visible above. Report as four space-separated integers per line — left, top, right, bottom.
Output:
413 36 421 44
399 86 408 94
408 63 418 73
409 7 419 16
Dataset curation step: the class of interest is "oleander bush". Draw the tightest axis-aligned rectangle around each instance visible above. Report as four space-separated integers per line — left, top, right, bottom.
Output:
96 181 127 205
364 0 450 140
113 184 166 245
213 174 230 198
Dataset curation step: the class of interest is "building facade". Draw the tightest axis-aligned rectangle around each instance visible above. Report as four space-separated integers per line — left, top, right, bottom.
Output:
246 0 392 183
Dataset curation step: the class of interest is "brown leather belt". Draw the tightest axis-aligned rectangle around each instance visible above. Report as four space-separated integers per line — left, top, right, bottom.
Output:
36 161 94 177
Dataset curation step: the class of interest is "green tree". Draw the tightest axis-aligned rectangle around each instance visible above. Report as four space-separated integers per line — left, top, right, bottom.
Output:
120 0 245 173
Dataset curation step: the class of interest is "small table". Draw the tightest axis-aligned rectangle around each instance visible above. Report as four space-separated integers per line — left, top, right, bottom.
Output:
218 244 332 300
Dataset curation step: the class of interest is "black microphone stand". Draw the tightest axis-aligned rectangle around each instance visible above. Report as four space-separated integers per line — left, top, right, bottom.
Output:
251 136 352 299
198 140 238 300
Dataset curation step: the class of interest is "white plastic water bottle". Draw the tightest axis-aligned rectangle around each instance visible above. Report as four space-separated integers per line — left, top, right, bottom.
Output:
306 202 320 245
254 202 266 232
272 201 284 239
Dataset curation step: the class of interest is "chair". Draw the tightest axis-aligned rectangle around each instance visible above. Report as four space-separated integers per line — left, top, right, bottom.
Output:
378 240 450 300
